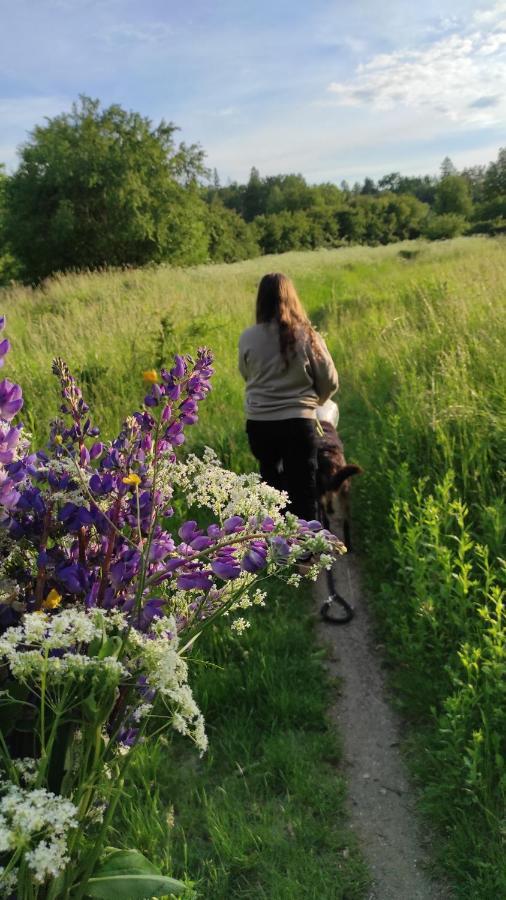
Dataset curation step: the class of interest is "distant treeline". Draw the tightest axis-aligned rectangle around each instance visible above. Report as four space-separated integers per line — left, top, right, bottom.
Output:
0 96 505 284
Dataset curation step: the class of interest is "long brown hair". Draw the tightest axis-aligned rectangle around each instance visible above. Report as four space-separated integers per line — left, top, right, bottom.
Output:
256 273 320 364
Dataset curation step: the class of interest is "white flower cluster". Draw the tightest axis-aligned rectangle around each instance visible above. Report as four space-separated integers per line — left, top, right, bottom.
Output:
0 608 126 681
0 783 77 885
0 865 17 897
129 615 207 753
230 617 250 634
173 448 288 522
12 758 38 787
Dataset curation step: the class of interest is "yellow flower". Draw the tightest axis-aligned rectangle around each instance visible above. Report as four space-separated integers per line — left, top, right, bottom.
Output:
123 473 142 487
54 434 63 445
43 589 62 610
142 369 159 383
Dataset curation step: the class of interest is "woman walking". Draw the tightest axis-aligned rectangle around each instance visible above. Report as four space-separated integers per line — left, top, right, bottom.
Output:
238 272 338 521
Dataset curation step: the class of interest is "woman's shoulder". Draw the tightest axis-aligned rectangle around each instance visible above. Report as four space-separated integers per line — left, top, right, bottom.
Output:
239 322 273 344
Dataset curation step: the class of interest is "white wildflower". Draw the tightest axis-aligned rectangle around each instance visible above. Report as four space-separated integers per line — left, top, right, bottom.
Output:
231 617 250 634
0 609 126 682
13 758 38 787
0 866 17 896
130 617 207 752
131 702 153 722
172 449 288 522
0 783 77 884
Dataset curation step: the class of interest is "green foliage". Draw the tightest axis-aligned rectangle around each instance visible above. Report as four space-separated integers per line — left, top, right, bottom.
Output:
423 212 467 239
435 175 473 217
87 849 186 898
4 96 209 280
2 235 505 897
0 166 21 285
116 582 369 899
483 147 506 199
206 199 259 262
319 241 506 897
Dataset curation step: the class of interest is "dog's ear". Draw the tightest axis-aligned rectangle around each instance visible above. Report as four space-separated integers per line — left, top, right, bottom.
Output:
330 464 363 492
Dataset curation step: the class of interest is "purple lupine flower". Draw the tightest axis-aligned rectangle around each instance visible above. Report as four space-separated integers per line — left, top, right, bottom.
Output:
0 474 20 510
177 570 213 591
137 597 165 630
90 441 103 460
79 445 90 467
223 515 245 534
118 728 138 748
59 502 94 532
0 338 10 368
109 550 142 588
271 536 290 560
165 421 185 445
148 535 175 562
89 472 115 495
56 562 89 594
190 535 213 551
179 520 201 543
171 355 187 379
0 380 23 421
0 423 21 464
242 540 268 574
211 554 241 581
164 383 182 401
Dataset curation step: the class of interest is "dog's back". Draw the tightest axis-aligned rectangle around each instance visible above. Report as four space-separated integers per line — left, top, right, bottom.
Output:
316 421 362 549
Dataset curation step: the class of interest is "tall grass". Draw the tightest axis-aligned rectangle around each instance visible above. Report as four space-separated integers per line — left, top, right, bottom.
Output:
316 237 506 898
3 235 505 896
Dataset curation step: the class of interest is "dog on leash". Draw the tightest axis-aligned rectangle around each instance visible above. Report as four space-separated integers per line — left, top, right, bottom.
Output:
315 401 362 550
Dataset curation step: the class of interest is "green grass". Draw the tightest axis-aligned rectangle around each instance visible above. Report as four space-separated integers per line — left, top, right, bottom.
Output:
115 582 368 898
3 235 505 897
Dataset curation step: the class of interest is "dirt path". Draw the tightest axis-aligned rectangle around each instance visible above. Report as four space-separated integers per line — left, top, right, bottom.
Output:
314 549 451 900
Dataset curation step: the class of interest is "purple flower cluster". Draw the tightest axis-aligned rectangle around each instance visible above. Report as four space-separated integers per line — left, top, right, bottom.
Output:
0 320 326 636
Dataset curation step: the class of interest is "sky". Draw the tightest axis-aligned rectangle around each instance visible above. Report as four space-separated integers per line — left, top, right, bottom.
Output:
0 0 505 185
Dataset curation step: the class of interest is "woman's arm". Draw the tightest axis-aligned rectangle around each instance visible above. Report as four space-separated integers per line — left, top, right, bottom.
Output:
238 334 248 381
308 334 339 404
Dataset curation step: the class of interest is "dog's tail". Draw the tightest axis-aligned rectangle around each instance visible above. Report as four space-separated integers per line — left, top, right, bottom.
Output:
330 464 363 492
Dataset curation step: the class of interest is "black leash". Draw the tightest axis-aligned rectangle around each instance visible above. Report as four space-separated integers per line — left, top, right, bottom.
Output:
317 502 355 626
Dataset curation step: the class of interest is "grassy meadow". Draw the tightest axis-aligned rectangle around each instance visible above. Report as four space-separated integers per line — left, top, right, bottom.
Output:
2 235 505 897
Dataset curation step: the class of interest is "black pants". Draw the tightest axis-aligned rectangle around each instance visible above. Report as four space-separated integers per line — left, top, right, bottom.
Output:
246 418 318 521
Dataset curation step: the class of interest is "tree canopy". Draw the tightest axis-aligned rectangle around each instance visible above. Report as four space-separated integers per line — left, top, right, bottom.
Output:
4 96 210 279
0 95 504 284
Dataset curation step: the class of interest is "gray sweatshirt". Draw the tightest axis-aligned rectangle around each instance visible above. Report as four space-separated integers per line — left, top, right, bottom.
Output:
238 321 339 421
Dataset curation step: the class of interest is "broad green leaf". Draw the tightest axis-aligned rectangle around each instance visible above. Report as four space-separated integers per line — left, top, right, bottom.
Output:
86 849 186 899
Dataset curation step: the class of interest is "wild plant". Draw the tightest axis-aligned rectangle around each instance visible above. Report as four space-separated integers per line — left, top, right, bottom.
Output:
0 317 340 899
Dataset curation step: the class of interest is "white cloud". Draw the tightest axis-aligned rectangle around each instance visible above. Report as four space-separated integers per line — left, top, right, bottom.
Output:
327 1 506 128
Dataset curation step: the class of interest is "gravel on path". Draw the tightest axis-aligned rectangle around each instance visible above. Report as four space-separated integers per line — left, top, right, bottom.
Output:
314 549 451 900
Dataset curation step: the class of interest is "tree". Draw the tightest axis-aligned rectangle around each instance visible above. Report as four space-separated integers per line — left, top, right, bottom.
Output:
0 167 20 284
378 172 402 193
4 96 210 280
206 199 259 262
360 177 378 195
435 175 473 218
440 156 457 178
483 147 506 200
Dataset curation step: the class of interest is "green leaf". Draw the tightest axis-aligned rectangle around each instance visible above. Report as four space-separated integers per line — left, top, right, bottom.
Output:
86 849 186 899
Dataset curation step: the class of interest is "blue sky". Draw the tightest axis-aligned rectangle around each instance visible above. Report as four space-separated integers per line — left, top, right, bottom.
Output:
1 0 505 184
